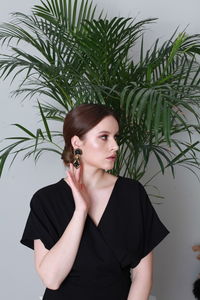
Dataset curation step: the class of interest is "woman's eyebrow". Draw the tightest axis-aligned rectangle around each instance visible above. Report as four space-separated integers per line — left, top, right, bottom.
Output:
98 130 119 134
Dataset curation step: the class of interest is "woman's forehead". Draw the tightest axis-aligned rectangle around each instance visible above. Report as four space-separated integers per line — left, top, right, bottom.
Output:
90 116 119 133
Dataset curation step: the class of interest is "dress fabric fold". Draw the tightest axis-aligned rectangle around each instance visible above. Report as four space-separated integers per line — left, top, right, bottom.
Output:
20 176 170 300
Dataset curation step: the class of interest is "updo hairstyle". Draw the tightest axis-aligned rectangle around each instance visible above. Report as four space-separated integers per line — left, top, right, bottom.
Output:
61 103 119 167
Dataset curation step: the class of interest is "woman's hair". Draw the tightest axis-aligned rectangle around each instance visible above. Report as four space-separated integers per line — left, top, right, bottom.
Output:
61 103 119 166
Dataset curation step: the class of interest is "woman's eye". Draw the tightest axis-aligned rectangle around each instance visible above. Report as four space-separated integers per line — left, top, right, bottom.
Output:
100 135 120 141
100 135 108 140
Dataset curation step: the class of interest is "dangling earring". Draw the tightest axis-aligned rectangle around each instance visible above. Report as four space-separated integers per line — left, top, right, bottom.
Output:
72 148 82 169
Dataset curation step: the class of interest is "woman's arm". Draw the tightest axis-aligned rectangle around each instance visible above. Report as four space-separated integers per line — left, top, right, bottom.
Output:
127 251 153 300
34 163 91 290
34 208 88 290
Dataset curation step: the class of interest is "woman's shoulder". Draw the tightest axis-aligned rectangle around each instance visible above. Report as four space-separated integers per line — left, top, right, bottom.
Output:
105 174 139 185
118 175 140 187
34 178 64 194
30 178 68 206
116 176 148 200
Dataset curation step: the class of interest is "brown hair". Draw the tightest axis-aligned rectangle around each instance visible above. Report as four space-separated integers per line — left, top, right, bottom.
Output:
61 103 120 166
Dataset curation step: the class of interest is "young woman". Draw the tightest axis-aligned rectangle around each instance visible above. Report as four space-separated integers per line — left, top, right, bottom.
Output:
20 103 170 300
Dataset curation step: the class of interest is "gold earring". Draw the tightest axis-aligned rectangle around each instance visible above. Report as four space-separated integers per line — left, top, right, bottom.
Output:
72 148 82 169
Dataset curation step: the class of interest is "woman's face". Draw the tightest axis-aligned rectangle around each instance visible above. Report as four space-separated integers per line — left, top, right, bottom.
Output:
73 115 119 171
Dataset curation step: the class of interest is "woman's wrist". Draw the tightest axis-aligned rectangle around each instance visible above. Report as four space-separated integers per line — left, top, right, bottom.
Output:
74 207 88 217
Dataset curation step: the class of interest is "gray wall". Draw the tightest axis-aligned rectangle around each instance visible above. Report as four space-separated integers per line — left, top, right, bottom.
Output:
1 0 200 299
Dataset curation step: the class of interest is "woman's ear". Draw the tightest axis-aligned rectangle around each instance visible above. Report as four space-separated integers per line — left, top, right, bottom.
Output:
71 135 83 149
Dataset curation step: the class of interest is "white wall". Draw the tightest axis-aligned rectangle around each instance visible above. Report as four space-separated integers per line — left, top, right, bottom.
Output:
1 1 200 300
0 2 64 299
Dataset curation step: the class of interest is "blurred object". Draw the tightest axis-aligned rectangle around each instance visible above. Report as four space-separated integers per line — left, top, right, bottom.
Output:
192 245 200 260
192 244 200 299
193 278 200 300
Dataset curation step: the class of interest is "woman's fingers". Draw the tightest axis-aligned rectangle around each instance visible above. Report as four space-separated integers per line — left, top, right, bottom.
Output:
77 164 83 184
79 163 83 182
74 164 81 182
68 163 83 188
66 163 84 197
71 162 83 185
66 164 74 184
70 163 76 182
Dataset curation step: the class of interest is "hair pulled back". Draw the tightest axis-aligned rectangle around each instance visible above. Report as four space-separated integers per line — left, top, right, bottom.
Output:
61 103 119 166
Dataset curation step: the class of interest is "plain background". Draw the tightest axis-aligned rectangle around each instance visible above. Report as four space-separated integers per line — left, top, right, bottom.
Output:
0 0 200 299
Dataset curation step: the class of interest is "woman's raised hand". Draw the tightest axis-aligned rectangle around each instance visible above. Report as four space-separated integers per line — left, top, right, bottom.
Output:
65 163 90 212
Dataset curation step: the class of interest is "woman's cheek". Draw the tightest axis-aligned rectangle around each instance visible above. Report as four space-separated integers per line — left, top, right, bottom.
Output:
91 139 103 149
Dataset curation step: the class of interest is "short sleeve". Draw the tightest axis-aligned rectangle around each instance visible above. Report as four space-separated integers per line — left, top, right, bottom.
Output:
138 181 170 259
20 192 56 251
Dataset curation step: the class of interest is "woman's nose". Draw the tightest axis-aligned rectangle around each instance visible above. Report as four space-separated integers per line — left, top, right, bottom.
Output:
111 138 119 151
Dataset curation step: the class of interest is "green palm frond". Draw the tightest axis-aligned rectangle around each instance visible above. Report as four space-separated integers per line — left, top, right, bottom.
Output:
72 17 156 85
33 0 99 32
0 1 101 107
0 101 63 177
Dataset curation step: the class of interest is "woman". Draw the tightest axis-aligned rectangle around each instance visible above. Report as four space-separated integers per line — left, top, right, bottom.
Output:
20 103 170 300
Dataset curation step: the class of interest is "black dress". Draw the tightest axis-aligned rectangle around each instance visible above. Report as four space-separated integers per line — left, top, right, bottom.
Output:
20 175 170 300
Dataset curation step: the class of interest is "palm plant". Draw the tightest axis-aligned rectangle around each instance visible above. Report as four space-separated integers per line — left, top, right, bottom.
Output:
1 0 200 198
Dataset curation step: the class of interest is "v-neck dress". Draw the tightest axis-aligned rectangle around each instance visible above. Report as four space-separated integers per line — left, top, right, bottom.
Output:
20 175 170 300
